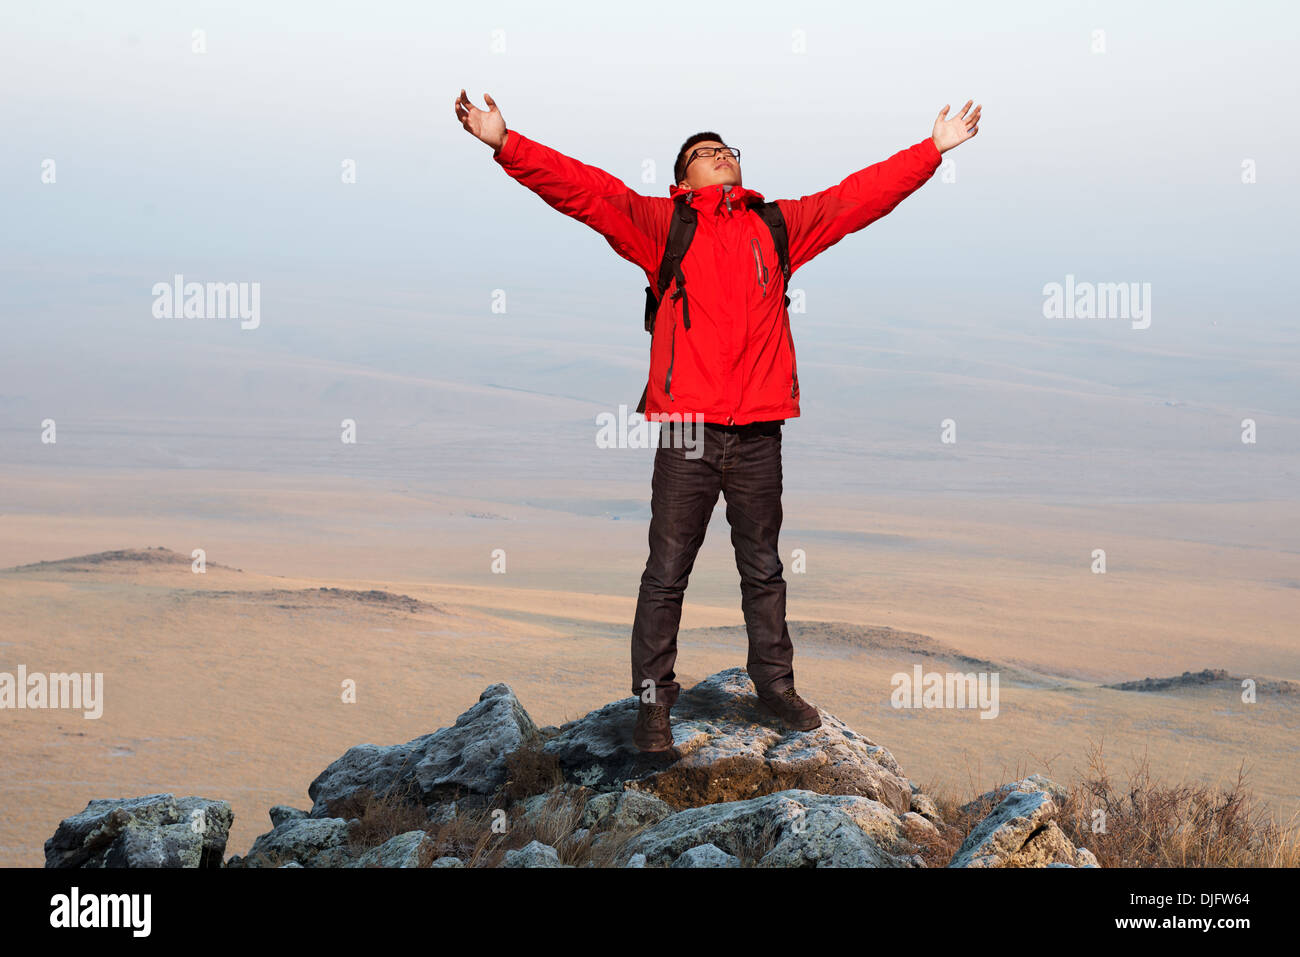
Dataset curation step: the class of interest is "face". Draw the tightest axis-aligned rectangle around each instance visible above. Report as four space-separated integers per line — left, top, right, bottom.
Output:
678 140 742 190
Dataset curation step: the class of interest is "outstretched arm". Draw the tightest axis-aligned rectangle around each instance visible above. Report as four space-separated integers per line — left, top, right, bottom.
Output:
454 90 668 276
776 99 982 274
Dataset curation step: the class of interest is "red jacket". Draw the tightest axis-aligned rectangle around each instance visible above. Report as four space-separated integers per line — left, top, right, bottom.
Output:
492 130 941 425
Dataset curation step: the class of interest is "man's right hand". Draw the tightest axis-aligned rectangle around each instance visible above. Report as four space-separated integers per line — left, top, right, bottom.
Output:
454 89 507 151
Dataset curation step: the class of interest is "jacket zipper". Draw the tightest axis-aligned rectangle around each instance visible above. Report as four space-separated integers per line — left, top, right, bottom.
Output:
785 315 798 397
665 314 677 401
751 238 768 298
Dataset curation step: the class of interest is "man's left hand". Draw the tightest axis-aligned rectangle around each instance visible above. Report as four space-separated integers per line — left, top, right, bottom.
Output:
931 99 982 153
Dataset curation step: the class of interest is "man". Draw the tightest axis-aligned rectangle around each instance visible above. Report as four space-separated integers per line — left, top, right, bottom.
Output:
454 89 981 751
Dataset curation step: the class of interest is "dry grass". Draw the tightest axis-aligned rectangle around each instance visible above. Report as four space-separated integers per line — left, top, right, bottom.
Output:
728 818 784 866
919 738 1300 867
499 737 566 803
1061 739 1300 867
906 810 966 869
412 788 636 868
339 782 430 852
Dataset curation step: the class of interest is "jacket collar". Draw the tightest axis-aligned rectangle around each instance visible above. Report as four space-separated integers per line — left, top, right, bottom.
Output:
668 180 766 214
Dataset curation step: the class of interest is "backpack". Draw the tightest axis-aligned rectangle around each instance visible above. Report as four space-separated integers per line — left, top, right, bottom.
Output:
635 193 792 414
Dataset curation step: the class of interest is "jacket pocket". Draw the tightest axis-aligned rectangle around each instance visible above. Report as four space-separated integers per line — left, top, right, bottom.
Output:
751 237 768 298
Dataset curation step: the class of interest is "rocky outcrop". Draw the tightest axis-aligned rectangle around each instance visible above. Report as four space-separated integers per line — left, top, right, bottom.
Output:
958 772 1070 815
516 784 594 829
268 805 309 828
503 840 566 868
306 683 538 817
348 831 437 868
241 816 355 868
620 789 926 868
44 794 231 868
582 789 675 831
672 843 740 868
1104 669 1298 696
949 786 1098 868
43 670 1101 869
542 669 913 815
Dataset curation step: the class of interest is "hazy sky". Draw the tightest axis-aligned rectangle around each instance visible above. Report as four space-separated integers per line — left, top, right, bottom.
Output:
5 1 1296 278
2 0 1297 502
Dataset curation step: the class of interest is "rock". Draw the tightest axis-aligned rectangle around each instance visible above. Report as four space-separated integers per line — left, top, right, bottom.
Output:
175 797 234 866
909 792 943 824
581 790 675 831
958 774 1070 816
1045 846 1100 868
949 790 1056 868
427 804 457 826
1011 819 1085 867
269 805 308 828
244 817 354 868
580 793 617 827
279 862 303 868
503 840 565 868
109 824 203 868
544 669 913 814
54 670 1107 872
348 830 435 868
307 683 538 817
949 789 1098 868
672 843 740 868
623 789 924 868
451 794 493 816
44 794 232 868
516 784 592 829
901 811 940 846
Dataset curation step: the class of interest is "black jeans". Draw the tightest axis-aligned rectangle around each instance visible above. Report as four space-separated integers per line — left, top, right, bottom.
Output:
630 418 794 708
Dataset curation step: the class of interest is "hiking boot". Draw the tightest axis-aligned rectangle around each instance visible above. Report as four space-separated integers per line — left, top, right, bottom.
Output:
756 686 821 731
633 701 674 752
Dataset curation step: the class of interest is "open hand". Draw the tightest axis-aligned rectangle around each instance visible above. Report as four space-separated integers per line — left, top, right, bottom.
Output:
931 100 981 153
454 90 508 151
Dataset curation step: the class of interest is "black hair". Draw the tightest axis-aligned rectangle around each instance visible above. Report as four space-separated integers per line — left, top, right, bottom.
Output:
674 131 729 187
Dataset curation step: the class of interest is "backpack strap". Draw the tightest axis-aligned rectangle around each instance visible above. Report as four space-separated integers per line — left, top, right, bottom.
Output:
644 194 697 335
638 194 697 415
751 200 792 308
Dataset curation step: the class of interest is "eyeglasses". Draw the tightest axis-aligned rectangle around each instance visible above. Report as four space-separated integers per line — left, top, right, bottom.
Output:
685 146 741 169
